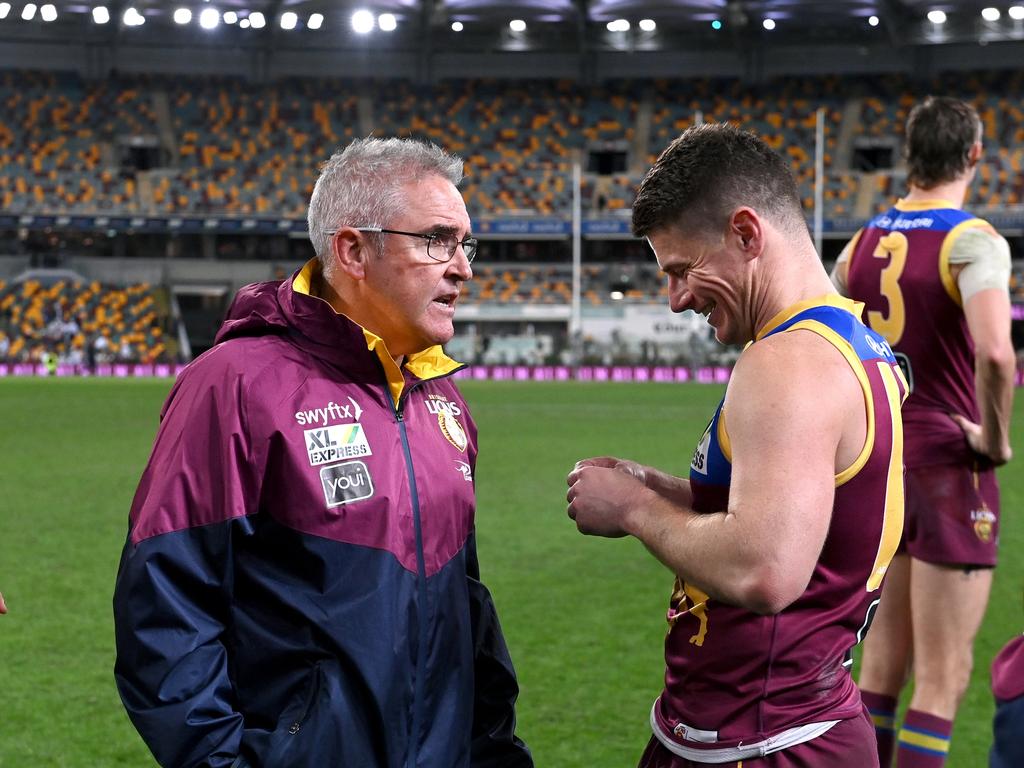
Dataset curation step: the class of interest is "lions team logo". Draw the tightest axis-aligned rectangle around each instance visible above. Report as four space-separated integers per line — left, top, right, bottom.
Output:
971 508 996 543
438 410 468 452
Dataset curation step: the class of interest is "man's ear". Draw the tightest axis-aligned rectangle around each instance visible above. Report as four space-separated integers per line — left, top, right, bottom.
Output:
967 140 983 168
729 207 764 261
331 227 370 280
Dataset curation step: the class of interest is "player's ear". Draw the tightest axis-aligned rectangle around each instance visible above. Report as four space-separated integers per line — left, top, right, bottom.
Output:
967 140 983 167
729 207 763 260
331 227 371 281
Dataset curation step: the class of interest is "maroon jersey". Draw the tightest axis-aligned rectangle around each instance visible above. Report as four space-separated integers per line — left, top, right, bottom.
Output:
845 199 992 467
651 297 907 763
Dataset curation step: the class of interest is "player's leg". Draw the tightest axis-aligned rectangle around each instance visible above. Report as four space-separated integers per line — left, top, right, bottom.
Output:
894 464 999 768
894 559 992 767
857 552 913 767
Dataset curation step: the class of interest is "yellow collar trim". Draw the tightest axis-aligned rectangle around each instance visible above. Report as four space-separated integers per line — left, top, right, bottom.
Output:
894 198 957 212
756 294 862 341
293 258 463 407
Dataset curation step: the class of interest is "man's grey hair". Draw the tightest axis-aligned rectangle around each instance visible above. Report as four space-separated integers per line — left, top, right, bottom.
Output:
308 137 464 275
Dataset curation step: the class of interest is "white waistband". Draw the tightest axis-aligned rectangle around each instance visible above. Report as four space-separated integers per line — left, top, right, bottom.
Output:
650 699 841 764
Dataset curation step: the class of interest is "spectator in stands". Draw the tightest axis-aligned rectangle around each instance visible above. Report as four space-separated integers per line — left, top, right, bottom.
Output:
833 96 1015 768
113 137 531 768
566 124 906 766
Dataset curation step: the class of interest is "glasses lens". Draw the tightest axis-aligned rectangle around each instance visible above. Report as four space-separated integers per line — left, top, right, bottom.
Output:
426 233 452 262
462 238 478 263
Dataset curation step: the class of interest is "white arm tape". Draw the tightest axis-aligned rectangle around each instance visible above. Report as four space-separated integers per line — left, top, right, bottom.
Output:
950 228 1012 303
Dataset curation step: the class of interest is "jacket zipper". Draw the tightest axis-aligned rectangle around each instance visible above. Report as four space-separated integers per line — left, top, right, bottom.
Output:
287 662 323 735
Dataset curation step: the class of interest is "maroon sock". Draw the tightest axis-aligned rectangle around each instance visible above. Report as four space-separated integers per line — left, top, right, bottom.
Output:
896 709 953 768
861 690 898 768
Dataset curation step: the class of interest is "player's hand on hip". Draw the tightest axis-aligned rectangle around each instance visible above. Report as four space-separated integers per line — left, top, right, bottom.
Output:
949 413 1012 465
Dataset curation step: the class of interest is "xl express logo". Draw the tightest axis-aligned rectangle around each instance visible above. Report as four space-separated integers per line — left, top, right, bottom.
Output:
305 423 372 466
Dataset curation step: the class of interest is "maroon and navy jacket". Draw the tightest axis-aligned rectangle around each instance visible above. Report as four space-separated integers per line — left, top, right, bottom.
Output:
113 261 532 768
845 199 991 467
651 297 907 763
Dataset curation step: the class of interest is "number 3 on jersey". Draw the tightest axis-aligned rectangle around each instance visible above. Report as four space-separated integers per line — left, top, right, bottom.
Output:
868 231 908 345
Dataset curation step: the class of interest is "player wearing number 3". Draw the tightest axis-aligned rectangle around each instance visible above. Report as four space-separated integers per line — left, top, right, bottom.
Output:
833 96 1015 768
567 124 908 766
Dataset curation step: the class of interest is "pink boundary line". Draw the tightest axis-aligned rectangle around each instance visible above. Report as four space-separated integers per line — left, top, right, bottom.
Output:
3 363 1024 386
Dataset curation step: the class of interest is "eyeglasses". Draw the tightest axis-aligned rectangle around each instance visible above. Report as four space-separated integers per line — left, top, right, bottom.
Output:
336 226 478 264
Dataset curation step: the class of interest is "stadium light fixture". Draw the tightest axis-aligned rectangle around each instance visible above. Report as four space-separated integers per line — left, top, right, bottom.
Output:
123 7 145 26
40 3 56 21
762 17 776 30
0 2 9 19
606 19 629 32
307 12 322 29
982 7 1001 21
279 11 296 29
173 8 191 24
239 17 249 28
927 10 946 24
351 9 374 33
200 7 219 29
21 3 36 20
639 18 656 32
868 15 880 26
223 10 237 24
248 10 265 28
91 5 108 23
451 20 463 31
711 18 722 30
378 13 396 31
509 19 526 32
1011 6 1024 20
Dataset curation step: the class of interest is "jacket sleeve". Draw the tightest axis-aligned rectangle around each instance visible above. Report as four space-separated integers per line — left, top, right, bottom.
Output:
465 532 534 767
113 366 260 768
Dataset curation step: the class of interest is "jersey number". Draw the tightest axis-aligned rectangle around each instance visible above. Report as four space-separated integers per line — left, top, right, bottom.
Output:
868 232 908 345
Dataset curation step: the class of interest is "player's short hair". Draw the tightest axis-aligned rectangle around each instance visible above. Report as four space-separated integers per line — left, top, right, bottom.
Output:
308 137 464 273
632 123 805 240
905 96 982 189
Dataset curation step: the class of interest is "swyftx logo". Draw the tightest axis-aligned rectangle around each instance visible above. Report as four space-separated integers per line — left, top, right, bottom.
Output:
320 461 374 507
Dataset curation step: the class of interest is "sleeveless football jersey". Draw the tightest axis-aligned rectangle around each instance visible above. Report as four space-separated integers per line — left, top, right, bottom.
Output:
651 296 907 763
845 199 989 467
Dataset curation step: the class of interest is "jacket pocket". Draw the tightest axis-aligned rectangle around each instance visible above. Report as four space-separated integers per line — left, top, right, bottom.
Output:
263 661 330 768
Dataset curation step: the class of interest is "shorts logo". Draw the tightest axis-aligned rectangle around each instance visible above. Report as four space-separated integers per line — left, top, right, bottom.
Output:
320 461 374 507
305 423 372 466
438 411 468 452
690 424 711 475
971 508 996 543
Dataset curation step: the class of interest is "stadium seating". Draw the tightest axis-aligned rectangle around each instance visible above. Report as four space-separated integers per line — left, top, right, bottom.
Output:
0 274 174 365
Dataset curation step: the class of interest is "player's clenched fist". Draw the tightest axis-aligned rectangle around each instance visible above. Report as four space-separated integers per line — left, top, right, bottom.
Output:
566 457 648 538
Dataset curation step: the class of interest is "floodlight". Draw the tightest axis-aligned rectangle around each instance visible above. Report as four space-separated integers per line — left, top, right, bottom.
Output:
927 10 946 24
239 17 249 28
307 12 323 30
173 8 191 24
0 2 9 18
762 17 775 30
248 10 265 28
451 20 463 31
352 9 373 33
378 13 396 31
868 15 879 26
982 7 1001 21
40 3 56 21
509 19 526 32
123 7 144 26
639 18 656 32
91 5 108 23
279 11 296 29
223 11 236 24
1011 6 1024 20
606 19 629 32
21 3 36 20
200 7 219 28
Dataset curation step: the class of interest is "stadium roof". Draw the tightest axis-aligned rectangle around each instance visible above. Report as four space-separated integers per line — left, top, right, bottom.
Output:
2 0 1023 79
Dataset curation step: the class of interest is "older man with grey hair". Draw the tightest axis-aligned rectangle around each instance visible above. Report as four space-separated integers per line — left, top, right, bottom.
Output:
114 137 533 768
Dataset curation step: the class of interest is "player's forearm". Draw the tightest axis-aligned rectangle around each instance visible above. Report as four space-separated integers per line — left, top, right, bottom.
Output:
641 466 694 507
624 493 804 614
976 347 1016 463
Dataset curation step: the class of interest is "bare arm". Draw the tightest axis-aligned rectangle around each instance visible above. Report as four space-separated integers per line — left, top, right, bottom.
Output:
953 286 1015 464
567 331 858 613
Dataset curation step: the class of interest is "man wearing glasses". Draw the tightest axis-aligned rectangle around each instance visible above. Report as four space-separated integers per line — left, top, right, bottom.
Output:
113 138 532 768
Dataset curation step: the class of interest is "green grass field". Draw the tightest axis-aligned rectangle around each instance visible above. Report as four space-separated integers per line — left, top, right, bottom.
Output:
0 378 1021 767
